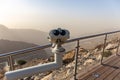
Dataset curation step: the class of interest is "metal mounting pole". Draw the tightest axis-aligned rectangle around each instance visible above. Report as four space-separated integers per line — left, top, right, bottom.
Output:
5 52 64 80
8 56 14 71
116 39 120 56
74 40 80 80
101 34 107 64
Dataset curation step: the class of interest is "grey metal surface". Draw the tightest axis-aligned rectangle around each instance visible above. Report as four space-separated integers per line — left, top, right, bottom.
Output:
101 34 108 64
74 40 80 80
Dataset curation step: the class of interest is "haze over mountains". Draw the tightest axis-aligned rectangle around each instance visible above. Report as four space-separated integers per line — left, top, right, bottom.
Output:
0 24 48 45
0 39 36 53
0 39 50 64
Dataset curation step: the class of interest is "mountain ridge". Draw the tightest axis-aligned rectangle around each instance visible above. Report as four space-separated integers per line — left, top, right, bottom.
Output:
0 25 48 45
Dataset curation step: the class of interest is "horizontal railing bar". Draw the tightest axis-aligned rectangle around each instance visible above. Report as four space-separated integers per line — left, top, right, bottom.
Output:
0 44 51 58
67 30 120 43
0 30 120 58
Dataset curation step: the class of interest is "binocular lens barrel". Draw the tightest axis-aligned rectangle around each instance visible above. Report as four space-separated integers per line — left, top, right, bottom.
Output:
53 30 66 36
53 30 59 36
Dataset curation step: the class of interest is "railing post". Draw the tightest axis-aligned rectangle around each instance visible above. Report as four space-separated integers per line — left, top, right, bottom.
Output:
74 40 80 80
8 56 14 71
101 34 107 64
116 39 120 56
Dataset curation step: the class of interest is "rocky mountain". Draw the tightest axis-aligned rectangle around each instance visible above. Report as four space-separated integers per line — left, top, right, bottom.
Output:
0 24 48 45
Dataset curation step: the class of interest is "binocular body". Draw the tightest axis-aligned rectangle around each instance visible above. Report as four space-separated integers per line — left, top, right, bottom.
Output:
48 28 70 53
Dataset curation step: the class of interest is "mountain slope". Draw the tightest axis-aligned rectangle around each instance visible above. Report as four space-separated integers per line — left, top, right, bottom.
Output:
0 25 48 45
0 39 36 53
0 39 49 61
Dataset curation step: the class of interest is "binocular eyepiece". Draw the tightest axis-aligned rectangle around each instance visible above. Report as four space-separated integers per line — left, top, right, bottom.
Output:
48 28 70 53
52 29 66 36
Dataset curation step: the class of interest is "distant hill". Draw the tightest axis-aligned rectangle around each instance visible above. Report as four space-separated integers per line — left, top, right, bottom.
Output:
0 39 50 62
0 24 48 45
0 39 36 53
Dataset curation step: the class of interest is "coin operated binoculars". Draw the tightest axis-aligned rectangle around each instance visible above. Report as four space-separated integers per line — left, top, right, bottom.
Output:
5 28 70 80
48 28 70 53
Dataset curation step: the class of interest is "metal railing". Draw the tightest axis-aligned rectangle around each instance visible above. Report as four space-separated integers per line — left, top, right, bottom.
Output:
0 30 120 80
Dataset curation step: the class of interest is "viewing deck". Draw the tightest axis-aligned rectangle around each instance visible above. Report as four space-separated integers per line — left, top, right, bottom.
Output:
78 54 120 80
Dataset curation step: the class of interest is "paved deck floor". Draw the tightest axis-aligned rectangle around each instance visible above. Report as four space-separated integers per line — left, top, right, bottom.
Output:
78 55 120 80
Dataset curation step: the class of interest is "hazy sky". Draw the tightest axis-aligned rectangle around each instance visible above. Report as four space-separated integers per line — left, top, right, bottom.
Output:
0 0 120 36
